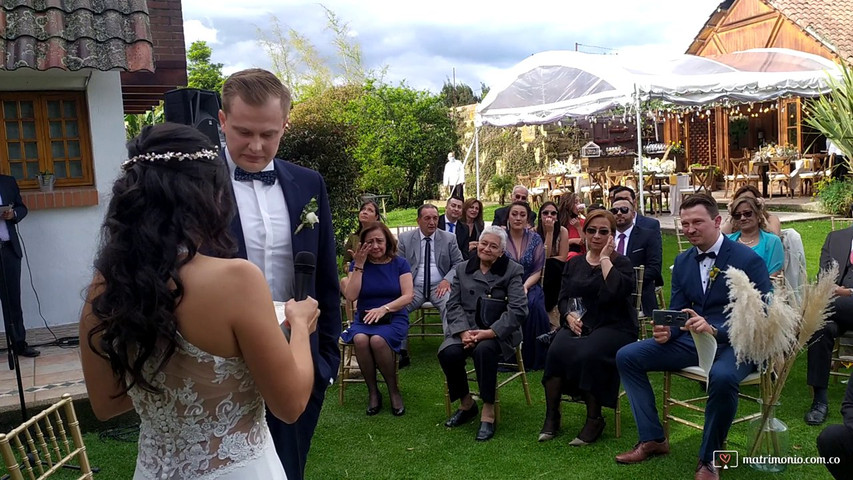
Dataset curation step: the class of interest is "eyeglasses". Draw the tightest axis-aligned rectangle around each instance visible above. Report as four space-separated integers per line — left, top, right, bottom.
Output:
541 210 558 216
609 206 630 215
732 210 754 220
585 227 611 236
513 195 528 201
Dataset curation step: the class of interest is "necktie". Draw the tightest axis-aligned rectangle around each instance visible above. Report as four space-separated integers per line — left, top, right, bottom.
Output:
448 223 455 233
234 166 276 185
423 237 432 298
617 233 626 255
696 251 717 262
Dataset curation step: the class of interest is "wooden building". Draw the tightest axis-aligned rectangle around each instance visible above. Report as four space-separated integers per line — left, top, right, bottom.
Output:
665 0 851 170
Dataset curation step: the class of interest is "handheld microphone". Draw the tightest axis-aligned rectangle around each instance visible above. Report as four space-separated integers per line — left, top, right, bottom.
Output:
293 251 316 301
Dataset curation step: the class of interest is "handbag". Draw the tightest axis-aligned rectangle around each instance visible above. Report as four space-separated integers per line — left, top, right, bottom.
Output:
475 293 508 330
358 310 393 325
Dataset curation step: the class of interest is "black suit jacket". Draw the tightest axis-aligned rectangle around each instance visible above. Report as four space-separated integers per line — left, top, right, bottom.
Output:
492 205 536 228
820 226 853 319
228 158 341 389
0 175 27 258
622 224 662 315
439 216 470 260
635 213 662 286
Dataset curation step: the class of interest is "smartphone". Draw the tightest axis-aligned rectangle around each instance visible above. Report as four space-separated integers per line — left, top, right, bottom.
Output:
0 205 12 213
652 309 690 328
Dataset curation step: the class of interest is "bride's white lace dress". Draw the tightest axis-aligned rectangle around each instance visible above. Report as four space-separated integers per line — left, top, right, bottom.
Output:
128 334 286 479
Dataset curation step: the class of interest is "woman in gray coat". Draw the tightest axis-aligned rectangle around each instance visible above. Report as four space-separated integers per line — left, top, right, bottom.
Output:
438 226 528 442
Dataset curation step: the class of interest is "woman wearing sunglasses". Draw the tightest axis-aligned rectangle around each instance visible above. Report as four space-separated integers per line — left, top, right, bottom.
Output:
539 209 637 446
721 185 781 236
537 202 569 329
726 196 784 276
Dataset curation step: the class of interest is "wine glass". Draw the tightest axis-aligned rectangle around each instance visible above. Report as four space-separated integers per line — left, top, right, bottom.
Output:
568 297 586 321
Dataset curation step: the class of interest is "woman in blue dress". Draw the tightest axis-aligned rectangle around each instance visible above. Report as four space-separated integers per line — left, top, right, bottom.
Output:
505 202 550 370
341 222 414 416
726 196 784 277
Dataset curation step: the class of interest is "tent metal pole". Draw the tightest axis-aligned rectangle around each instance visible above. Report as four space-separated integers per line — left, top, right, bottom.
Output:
635 84 644 214
475 126 480 199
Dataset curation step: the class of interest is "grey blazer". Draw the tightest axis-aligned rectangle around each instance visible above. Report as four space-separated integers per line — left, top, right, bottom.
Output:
397 228 464 285
440 254 528 359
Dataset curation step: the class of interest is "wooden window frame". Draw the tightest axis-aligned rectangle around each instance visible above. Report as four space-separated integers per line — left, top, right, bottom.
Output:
0 91 94 190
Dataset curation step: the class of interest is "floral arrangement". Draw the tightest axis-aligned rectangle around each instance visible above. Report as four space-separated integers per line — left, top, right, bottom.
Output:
548 160 581 175
634 157 676 175
724 265 838 457
753 143 799 161
669 140 685 155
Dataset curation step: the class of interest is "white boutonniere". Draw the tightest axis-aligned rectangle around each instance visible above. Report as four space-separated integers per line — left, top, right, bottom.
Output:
294 196 319 235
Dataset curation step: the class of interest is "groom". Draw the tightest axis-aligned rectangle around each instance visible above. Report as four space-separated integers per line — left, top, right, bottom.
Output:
219 68 341 480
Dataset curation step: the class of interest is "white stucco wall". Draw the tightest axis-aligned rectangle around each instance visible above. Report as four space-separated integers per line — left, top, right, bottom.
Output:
1 70 126 332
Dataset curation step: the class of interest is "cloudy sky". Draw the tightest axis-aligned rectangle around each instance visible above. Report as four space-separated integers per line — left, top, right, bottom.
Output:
181 0 724 95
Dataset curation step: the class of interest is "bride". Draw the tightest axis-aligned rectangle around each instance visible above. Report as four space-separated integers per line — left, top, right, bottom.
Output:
79 123 316 479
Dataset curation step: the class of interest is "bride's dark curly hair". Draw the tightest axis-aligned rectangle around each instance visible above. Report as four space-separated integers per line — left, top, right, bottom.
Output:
88 123 235 394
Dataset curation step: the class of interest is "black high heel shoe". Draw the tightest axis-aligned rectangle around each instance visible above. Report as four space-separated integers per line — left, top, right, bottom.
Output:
366 396 382 416
392 405 405 416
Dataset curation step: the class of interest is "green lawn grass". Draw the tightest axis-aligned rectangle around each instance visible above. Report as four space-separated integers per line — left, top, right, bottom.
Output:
23 218 843 480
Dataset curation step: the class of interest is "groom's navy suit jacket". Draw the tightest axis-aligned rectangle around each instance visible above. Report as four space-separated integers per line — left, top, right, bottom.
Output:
669 235 771 344
228 157 341 480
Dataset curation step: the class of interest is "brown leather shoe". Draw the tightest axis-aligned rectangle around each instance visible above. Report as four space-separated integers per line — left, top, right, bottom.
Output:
615 439 670 464
695 460 719 480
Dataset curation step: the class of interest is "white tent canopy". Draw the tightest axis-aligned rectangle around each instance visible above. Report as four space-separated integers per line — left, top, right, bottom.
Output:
476 48 841 127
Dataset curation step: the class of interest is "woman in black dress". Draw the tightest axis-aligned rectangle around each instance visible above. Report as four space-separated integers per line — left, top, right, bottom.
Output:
538 209 637 446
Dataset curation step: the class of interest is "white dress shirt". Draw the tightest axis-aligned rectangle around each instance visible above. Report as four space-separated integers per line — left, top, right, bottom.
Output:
226 148 293 301
0 191 10 241
443 215 457 234
443 159 464 186
697 233 724 293
415 230 442 287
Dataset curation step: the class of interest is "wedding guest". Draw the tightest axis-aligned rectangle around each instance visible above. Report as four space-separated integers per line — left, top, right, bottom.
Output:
0 173 33 357
558 193 585 258
537 201 569 327
817 370 853 479
80 123 317 479
506 202 550 370
725 196 784 277
439 226 527 441
341 201 382 297
439 195 471 260
462 197 485 253
721 185 781 236
804 223 853 426
611 198 662 315
615 194 771 480
341 222 413 416
493 186 536 227
539 209 637 446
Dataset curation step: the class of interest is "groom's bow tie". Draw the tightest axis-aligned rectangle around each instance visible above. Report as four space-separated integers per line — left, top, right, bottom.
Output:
234 166 276 185
695 251 717 262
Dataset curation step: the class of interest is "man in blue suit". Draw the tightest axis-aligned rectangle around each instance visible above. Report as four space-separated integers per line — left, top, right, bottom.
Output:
615 194 771 480
219 68 340 480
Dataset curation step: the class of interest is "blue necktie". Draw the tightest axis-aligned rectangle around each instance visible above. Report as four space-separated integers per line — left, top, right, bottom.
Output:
234 166 276 185
448 223 455 233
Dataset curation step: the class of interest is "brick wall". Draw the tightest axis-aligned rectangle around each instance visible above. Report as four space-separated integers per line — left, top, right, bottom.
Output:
147 0 187 68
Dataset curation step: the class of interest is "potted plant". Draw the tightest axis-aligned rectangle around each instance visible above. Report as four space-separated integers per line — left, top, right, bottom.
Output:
37 170 55 192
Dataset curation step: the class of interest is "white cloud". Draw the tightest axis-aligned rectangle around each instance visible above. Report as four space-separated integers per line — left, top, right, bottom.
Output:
183 19 220 45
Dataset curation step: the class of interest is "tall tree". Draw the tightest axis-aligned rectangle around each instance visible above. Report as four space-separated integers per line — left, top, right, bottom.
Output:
440 80 478 107
187 41 225 92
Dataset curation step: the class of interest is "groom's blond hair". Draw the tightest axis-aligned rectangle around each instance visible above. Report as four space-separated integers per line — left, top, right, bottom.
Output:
222 68 292 116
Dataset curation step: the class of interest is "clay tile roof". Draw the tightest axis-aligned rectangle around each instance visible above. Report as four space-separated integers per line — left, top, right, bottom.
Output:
0 0 154 72
769 0 853 62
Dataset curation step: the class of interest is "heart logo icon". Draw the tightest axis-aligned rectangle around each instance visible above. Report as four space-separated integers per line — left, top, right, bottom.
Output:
719 453 731 464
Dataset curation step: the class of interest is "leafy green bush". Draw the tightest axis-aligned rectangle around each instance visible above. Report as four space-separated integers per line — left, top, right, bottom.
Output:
815 177 853 216
489 174 515 205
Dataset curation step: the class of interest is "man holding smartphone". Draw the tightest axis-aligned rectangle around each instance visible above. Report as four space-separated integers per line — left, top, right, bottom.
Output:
615 194 771 480
0 175 33 356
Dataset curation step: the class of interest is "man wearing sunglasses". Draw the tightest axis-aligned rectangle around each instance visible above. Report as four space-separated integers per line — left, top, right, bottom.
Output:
611 199 661 316
492 185 536 228
610 186 661 235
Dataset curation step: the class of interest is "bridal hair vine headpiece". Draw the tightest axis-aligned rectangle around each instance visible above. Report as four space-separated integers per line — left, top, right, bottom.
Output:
121 149 219 171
